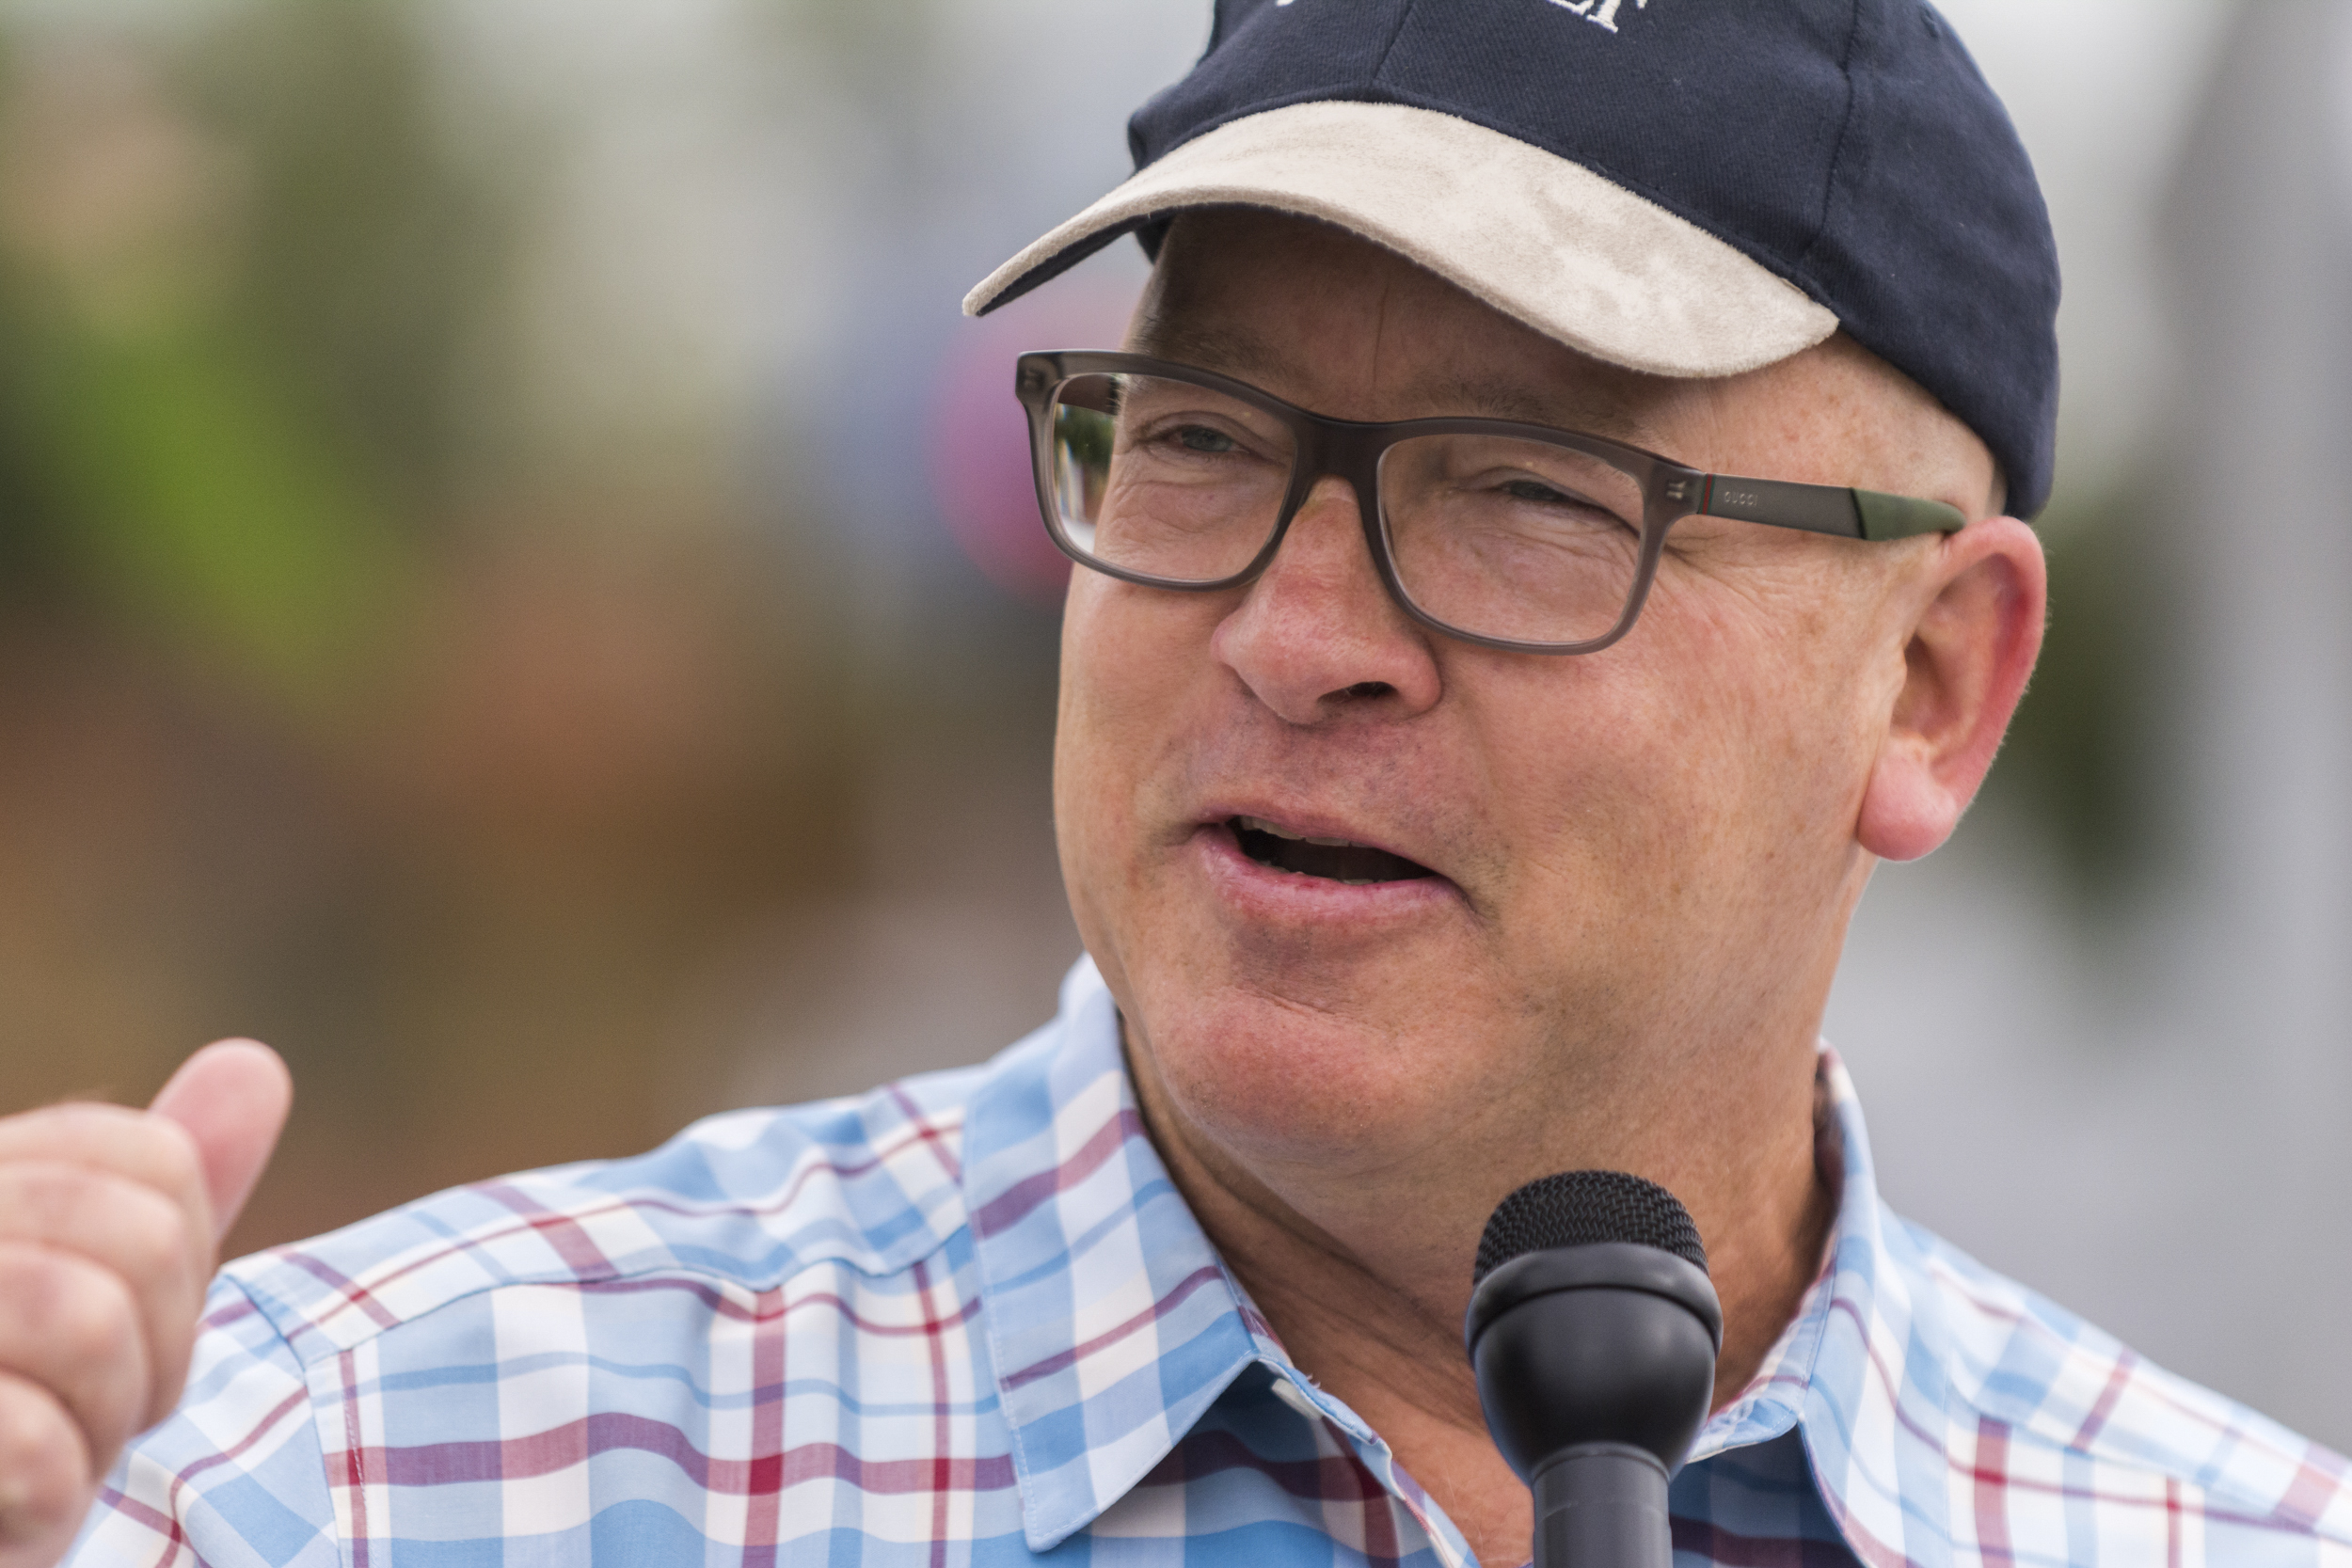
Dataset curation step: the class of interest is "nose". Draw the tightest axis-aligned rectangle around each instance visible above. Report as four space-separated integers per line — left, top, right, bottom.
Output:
1210 475 1444 725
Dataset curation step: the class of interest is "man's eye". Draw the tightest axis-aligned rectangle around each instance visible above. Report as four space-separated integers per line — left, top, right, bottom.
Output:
1476 472 1634 532
1173 424 1238 453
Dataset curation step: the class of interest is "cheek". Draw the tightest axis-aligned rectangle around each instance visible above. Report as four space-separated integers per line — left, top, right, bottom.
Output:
1472 592 1875 958
1642 547 1888 790
1604 594 1885 948
1052 576 1218 957
1464 663 1697 988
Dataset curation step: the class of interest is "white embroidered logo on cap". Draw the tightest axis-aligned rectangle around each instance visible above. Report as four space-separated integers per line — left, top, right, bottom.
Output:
1549 0 1649 32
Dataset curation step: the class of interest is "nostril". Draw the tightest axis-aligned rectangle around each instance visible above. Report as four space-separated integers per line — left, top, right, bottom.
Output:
1343 681 1392 699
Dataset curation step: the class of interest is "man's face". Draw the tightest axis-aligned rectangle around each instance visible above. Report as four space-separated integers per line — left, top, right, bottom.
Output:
1053 211 1994 1222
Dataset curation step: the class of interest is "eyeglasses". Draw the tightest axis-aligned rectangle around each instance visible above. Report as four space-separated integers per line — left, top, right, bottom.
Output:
1015 351 1965 654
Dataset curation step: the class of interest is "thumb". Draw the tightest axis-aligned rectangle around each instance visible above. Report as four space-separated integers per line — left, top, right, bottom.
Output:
147 1039 294 1243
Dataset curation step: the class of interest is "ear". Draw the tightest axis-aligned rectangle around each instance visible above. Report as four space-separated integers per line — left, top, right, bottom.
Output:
1856 516 2047 862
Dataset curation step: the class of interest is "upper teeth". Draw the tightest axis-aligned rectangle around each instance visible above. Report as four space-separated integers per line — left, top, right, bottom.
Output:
1237 816 1362 848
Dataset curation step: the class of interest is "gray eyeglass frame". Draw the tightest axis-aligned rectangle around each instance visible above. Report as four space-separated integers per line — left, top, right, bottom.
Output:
1015 350 1965 655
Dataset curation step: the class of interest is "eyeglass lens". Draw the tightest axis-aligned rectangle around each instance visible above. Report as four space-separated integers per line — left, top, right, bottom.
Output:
1045 372 1649 646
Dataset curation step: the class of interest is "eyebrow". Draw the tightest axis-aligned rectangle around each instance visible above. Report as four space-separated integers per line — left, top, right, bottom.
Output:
1127 315 1284 380
1127 317 1676 454
1411 372 1672 451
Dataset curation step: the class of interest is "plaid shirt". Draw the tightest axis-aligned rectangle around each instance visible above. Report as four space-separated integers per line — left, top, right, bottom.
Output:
73 957 2352 1566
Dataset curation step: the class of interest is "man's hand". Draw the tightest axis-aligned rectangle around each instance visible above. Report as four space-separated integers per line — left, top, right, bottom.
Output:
0 1042 291 1568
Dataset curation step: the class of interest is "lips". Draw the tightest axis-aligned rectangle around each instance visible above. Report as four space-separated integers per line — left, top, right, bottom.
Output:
1229 815 1437 885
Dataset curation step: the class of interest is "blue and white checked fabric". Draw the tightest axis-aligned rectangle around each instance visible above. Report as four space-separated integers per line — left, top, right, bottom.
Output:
72 957 2352 1565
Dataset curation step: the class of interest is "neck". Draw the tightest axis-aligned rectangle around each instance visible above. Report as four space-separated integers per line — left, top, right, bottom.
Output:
1125 1028 1836 1568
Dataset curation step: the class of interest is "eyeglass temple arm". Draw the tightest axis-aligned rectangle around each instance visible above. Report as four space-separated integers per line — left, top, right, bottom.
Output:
1689 473 1967 541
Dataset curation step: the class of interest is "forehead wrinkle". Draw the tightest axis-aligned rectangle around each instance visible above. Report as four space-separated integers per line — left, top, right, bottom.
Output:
1366 268 1396 408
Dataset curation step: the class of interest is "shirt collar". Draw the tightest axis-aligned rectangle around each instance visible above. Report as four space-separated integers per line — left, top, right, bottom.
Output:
961 957 1929 1562
961 957 1265 1552
1687 1052 1857 1463
1702 1045 1971 1567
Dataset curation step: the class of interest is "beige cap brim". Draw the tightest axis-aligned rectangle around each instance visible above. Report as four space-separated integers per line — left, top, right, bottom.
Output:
964 101 1837 380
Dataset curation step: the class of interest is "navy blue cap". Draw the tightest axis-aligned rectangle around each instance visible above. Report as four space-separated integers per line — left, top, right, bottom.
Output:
969 0 2060 517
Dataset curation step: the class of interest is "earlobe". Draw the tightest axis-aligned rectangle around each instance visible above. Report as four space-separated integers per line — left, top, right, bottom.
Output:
1855 517 2046 863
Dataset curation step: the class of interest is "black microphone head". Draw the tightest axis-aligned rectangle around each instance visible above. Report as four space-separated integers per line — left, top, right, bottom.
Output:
1472 1170 1708 1285
1464 1170 1724 1490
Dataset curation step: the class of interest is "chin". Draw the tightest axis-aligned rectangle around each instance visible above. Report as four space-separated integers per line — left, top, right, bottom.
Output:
1124 966 1488 1174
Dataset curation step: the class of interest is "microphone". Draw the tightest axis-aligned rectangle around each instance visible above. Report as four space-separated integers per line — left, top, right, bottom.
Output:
1463 1172 1723 1568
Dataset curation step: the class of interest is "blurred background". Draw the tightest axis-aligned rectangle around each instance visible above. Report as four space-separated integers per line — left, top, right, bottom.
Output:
0 0 2343 1449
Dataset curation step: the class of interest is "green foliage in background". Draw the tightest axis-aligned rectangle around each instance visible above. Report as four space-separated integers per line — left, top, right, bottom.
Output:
1986 490 2169 901
24 309 404 699
0 3 514 715
185 3 513 509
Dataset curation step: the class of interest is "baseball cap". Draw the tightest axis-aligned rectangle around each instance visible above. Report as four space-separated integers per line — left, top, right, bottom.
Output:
965 0 2060 517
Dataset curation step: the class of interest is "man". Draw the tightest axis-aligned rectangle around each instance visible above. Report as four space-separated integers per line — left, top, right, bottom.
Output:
7 3 2350 1564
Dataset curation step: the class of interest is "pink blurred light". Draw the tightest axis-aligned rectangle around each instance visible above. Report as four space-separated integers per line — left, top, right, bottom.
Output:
928 279 1138 603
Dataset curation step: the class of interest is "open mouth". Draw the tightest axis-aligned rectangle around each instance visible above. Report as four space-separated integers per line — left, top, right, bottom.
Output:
1230 816 1437 885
